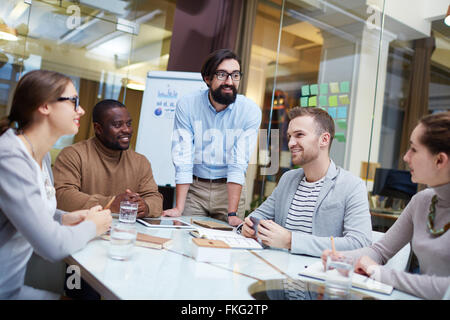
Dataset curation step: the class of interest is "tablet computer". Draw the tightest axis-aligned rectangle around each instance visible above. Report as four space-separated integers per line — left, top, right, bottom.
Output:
137 218 194 229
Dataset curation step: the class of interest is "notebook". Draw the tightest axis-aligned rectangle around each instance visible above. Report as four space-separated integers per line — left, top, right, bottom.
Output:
190 227 262 250
101 232 172 250
191 219 233 231
298 261 393 295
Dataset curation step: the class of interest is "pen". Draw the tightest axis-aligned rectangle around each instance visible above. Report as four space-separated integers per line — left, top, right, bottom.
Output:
104 196 115 210
331 236 336 255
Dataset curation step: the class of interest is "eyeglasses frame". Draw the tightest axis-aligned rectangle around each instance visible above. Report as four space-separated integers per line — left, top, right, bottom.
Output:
214 70 242 81
57 96 80 111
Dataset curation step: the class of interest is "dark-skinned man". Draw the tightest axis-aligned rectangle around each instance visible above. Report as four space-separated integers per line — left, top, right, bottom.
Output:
53 99 163 218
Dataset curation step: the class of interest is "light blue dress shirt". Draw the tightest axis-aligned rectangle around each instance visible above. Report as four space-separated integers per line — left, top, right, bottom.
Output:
172 89 262 185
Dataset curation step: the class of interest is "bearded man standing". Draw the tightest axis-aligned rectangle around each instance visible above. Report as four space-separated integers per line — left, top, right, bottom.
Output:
163 49 262 226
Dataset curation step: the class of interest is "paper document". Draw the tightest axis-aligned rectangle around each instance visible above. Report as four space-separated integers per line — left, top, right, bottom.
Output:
190 227 263 250
298 261 393 295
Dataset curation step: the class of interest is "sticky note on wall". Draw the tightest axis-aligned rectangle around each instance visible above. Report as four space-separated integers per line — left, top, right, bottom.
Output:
328 107 337 118
339 94 350 104
337 119 347 129
337 106 348 118
335 132 346 142
300 97 308 107
301 85 310 96
320 83 328 94
340 81 350 93
328 95 338 107
330 82 339 93
308 96 317 107
319 95 327 107
310 84 319 95
339 94 350 105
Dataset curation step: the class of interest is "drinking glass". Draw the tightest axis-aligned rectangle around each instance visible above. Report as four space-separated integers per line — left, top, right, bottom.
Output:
324 255 354 299
119 201 138 223
108 223 137 261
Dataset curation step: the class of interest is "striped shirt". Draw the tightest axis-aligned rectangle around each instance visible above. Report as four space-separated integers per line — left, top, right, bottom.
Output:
283 278 307 300
285 176 324 234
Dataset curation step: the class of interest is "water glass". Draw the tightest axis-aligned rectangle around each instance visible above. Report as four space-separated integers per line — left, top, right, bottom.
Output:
324 255 354 299
108 223 137 261
119 201 138 223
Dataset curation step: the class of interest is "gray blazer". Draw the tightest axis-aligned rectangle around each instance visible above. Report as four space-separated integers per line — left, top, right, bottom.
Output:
250 161 372 257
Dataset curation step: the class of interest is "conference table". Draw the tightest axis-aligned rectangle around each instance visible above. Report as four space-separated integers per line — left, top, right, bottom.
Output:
64 216 420 300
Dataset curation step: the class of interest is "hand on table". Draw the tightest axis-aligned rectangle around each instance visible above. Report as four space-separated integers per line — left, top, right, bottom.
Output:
124 189 149 218
321 249 380 279
110 189 149 218
355 255 379 277
162 207 183 217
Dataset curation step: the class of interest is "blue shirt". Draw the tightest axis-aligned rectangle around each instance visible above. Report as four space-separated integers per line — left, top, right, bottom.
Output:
172 89 262 185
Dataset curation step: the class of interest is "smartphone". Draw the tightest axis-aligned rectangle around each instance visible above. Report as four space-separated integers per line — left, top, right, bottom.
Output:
249 216 260 233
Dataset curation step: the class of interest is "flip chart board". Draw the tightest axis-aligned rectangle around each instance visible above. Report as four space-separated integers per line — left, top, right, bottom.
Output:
135 71 208 187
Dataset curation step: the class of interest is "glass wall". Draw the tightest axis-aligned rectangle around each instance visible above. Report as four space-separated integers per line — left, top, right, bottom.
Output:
245 0 449 227
1 0 448 222
0 0 175 154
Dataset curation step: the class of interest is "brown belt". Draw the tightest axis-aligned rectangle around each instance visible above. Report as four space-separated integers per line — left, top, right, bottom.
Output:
193 175 227 183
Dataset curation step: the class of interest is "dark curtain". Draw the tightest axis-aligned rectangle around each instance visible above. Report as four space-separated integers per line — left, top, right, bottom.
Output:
167 0 243 72
398 36 436 170
234 0 258 94
118 87 143 151
74 79 100 143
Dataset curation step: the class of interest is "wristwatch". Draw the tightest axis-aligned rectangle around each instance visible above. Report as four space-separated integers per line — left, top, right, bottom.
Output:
227 212 237 217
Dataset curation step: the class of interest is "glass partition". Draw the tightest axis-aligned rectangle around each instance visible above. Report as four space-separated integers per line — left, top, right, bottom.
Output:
245 0 448 229
247 0 390 209
0 0 175 153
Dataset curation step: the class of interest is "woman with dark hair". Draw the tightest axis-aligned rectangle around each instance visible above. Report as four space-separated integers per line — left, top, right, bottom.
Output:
0 70 112 299
321 111 450 299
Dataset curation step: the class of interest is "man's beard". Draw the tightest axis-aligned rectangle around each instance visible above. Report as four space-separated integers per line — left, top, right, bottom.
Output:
210 85 237 106
292 147 320 166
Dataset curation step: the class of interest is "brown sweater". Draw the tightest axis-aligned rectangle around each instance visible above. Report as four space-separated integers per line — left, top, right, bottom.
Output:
53 137 163 217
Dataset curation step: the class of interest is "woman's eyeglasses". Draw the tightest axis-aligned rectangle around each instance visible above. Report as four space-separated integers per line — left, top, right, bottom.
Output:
57 96 80 111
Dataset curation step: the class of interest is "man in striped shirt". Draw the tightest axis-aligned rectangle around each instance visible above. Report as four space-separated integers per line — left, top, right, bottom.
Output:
242 107 372 257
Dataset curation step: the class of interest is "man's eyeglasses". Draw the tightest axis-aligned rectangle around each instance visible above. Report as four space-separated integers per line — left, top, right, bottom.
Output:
57 96 80 111
214 70 242 81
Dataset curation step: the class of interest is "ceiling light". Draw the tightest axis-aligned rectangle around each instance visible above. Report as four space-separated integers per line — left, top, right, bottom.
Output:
0 24 18 41
445 5 450 27
125 79 145 91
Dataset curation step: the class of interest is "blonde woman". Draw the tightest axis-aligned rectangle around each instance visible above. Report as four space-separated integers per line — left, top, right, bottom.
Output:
0 70 112 299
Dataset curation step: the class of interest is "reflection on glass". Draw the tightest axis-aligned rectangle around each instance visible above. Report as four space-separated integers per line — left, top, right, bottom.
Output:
248 278 376 300
0 0 175 150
